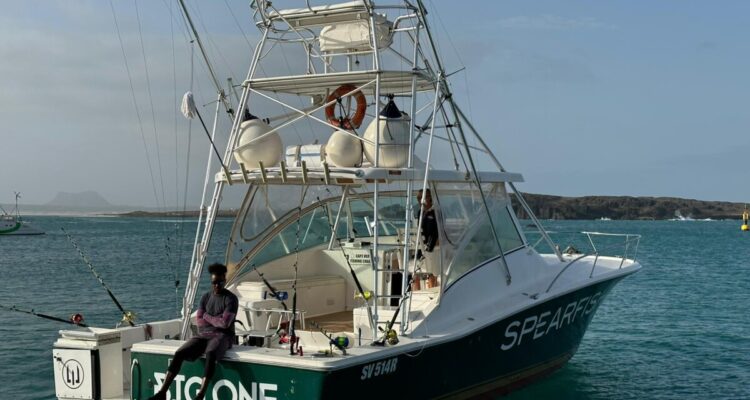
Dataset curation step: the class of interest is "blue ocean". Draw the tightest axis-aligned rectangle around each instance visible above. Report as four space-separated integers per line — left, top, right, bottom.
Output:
0 217 748 399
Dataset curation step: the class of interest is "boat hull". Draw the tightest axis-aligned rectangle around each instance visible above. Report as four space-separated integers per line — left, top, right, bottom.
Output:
0 221 44 235
131 276 624 400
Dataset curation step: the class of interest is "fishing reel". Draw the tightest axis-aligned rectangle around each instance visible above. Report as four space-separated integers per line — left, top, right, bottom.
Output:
121 311 137 325
354 291 373 301
69 313 85 325
385 329 399 345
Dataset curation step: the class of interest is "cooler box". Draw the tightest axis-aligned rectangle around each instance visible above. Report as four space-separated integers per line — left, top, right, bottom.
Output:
53 329 122 400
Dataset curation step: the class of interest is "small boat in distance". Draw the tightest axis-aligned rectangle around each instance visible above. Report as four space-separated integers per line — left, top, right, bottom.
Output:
0 192 44 236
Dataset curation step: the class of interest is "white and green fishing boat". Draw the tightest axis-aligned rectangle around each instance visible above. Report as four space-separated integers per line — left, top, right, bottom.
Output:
52 1 641 399
1 192 43 236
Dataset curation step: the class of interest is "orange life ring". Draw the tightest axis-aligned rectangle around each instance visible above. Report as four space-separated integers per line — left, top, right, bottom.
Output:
325 84 367 130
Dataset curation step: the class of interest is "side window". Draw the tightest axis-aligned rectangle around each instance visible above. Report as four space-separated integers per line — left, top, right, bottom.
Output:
347 196 406 237
492 206 524 252
445 202 524 287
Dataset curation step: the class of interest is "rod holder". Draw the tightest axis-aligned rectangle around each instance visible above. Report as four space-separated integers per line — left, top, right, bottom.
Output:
258 161 267 183
239 162 249 184
323 162 331 185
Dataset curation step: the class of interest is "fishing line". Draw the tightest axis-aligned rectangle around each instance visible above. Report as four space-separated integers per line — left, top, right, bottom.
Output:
61 228 135 327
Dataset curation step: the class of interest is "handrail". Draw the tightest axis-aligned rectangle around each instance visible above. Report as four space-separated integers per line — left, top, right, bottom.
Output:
130 358 140 400
542 231 641 293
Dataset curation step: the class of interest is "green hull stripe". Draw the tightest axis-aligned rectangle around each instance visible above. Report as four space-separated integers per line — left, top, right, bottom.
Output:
131 277 623 399
0 222 21 234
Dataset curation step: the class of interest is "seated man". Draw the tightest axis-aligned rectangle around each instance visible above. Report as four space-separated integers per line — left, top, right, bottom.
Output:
149 263 239 400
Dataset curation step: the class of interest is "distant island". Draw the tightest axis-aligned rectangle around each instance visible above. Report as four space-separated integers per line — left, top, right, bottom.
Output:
46 191 113 208
516 193 746 220
119 209 238 218
115 193 747 220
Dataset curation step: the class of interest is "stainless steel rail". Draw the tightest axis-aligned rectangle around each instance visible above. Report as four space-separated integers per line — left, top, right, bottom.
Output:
530 231 641 293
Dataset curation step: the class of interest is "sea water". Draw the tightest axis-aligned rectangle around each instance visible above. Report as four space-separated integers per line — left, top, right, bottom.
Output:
0 217 748 399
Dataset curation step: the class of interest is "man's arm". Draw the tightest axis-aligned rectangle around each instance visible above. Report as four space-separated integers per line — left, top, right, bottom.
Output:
423 212 439 252
202 296 239 329
196 294 209 327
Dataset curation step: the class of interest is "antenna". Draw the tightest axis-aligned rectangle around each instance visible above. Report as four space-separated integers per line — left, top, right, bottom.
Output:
13 191 20 216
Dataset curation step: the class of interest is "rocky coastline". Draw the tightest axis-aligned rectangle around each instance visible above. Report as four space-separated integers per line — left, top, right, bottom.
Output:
115 194 747 220
515 193 746 220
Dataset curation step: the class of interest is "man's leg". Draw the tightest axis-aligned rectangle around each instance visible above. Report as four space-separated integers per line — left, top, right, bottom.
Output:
194 336 232 400
148 337 207 400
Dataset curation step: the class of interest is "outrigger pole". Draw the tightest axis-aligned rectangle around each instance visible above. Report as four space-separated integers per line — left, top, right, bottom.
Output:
176 0 246 340
176 0 233 118
410 0 561 263
416 0 514 284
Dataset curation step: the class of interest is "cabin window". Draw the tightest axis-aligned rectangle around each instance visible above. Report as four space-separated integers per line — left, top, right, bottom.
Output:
227 185 344 282
250 205 333 267
346 195 406 238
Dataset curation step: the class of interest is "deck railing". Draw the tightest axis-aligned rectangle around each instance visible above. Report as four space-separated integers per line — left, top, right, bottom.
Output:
527 230 641 293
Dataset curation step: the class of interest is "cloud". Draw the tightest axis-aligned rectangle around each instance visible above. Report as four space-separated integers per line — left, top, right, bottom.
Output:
495 47 596 84
497 15 617 31
0 4 260 208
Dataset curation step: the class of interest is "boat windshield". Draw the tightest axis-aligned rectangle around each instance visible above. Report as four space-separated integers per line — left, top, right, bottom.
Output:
436 182 525 287
226 182 525 286
226 184 409 283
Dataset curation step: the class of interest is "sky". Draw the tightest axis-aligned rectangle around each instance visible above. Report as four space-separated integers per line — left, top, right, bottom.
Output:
1 0 750 208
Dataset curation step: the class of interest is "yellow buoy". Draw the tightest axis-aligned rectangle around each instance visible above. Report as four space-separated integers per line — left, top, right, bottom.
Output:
742 206 749 231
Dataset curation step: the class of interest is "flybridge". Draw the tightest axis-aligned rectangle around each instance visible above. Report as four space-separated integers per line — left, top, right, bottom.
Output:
215 166 524 185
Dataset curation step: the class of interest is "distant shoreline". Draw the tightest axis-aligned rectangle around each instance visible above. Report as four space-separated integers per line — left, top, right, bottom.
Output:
515 193 745 220
115 210 239 218
109 193 747 220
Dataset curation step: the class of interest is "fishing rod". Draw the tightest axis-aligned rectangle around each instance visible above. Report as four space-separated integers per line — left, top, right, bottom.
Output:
61 227 135 327
0 304 87 327
289 207 302 356
373 277 414 346
307 319 348 355
255 266 288 310
317 196 377 337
